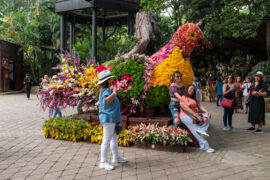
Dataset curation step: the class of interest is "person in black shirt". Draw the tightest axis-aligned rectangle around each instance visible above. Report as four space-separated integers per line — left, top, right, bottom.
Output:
24 74 32 100
246 71 267 133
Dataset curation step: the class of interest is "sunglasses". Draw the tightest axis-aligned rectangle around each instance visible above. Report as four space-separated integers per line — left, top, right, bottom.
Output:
176 75 182 78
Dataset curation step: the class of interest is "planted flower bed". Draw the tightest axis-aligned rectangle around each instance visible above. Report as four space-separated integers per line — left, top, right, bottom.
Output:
43 117 133 147
42 118 192 152
132 124 192 152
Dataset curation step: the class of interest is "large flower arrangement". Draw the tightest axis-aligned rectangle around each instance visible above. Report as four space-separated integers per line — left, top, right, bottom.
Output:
40 22 205 113
38 53 99 115
132 124 192 146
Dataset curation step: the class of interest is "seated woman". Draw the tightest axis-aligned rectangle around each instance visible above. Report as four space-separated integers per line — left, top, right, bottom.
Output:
179 85 215 153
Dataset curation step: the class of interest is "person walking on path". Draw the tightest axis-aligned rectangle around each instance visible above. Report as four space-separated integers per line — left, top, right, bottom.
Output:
246 71 267 133
193 77 202 103
179 85 215 153
215 77 223 106
234 76 243 113
96 70 127 171
222 75 236 131
23 74 32 100
242 77 251 113
169 71 190 127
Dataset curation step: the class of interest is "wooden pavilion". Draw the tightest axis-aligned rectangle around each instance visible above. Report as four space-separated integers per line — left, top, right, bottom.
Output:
54 0 140 61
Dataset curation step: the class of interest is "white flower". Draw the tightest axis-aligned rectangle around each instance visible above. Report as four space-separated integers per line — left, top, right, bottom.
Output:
78 72 83 76
68 83 73 87
49 90 54 96
65 70 69 73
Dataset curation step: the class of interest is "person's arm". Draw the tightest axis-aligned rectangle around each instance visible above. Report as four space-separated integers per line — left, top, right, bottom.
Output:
106 87 118 105
245 91 250 104
180 101 202 121
175 92 190 106
223 84 233 95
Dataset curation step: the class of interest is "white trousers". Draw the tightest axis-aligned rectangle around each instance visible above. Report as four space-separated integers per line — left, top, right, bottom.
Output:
101 123 119 163
180 113 210 151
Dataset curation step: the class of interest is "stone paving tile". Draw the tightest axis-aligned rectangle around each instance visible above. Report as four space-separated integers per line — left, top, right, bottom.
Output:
0 94 270 180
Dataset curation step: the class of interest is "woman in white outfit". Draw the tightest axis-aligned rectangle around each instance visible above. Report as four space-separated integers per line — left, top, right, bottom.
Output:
180 84 215 153
96 70 127 170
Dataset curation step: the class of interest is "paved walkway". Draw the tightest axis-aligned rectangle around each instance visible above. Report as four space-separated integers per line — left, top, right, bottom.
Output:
0 93 270 180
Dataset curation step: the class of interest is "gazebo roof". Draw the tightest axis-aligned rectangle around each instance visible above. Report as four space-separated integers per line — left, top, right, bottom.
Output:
55 0 140 26
55 0 140 13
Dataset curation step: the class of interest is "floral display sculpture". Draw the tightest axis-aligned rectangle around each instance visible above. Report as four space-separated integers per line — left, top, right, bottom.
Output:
106 23 211 111
40 23 211 115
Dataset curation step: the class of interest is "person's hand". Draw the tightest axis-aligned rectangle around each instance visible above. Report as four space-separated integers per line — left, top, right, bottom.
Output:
113 86 118 94
194 114 203 122
186 102 191 106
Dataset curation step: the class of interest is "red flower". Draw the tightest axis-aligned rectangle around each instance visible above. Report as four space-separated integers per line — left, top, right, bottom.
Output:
127 76 133 80
95 65 110 73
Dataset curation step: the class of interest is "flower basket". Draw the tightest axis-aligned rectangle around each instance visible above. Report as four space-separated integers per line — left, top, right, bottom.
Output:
135 142 186 153
72 113 91 122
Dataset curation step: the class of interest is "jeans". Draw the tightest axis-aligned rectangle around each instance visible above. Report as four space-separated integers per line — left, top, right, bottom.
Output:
216 95 223 105
223 108 234 127
243 96 248 113
77 99 83 114
169 101 180 127
26 88 31 99
101 123 119 163
51 106 62 118
181 113 210 151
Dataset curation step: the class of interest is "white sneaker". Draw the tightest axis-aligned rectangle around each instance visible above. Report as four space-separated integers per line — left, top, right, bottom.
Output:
196 129 209 137
99 162 114 170
112 156 127 163
206 148 215 153
223 126 230 131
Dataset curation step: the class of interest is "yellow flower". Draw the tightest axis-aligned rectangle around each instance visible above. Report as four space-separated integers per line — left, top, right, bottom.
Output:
188 31 197 40
151 46 194 87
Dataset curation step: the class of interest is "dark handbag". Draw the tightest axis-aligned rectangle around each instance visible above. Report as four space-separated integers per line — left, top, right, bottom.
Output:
115 123 123 135
221 97 234 109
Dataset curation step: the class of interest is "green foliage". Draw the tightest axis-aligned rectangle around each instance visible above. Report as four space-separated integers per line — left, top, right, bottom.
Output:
73 26 138 64
105 56 146 101
43 117 89 142
144 85 170 108
0 0 60 82
248 61 270 93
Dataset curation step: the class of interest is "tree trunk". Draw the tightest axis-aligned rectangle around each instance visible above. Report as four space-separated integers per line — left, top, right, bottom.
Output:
123 12 159 56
